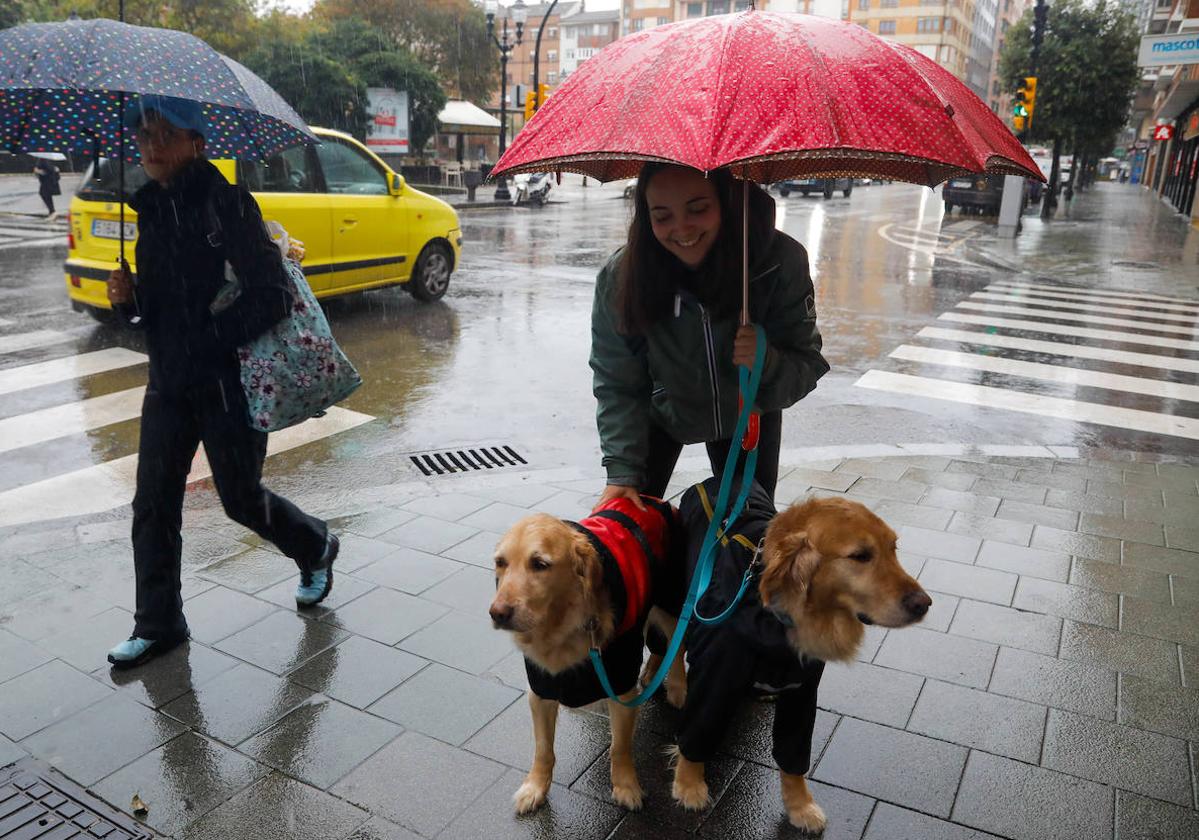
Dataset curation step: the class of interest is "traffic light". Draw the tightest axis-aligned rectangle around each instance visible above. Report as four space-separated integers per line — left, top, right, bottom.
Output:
524 90 536 121
1013 115 1026 133
536 83 551 113
1022 76 1037 125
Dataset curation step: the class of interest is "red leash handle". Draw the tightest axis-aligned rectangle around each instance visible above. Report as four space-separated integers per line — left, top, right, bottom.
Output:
739 394 760 452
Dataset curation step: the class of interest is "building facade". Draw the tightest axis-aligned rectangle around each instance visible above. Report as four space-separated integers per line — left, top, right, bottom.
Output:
1141 0 1199 219
560 7 621 81
848 0 983 92
986 0 1030 117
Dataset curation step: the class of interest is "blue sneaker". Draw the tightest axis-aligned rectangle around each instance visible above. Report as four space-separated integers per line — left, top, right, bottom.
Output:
296 533 339 607
107 634 186 670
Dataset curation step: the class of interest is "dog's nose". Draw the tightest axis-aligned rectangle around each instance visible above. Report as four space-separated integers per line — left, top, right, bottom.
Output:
489 603 514 628
903 589 932 618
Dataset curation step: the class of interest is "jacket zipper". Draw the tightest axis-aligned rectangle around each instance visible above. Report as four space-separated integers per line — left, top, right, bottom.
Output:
698 303 723 439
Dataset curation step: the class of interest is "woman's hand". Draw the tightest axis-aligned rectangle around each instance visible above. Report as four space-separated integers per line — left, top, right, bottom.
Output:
107 263 133 305
594 484 646 512
733 323 761 368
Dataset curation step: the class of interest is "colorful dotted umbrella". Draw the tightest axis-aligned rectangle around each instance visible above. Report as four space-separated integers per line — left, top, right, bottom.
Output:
0 17 316 162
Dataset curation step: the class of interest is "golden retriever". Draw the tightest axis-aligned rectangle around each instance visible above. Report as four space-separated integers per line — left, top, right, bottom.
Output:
670 493 931 832
490 507 686 814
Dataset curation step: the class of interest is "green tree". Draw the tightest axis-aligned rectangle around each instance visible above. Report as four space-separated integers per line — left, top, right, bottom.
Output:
998 0 1139 216
243 38 368 136
312 0 497 102
309 18 447 154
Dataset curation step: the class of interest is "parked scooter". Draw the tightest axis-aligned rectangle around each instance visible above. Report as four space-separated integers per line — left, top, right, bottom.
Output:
511 172 552 206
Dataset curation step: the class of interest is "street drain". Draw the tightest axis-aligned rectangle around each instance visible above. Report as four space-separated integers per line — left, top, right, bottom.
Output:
409 445 527 476
0 758 159 839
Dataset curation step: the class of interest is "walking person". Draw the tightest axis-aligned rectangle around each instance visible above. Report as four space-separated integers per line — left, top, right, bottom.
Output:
590 164 829 510
105 97 339 669
32 157 60 220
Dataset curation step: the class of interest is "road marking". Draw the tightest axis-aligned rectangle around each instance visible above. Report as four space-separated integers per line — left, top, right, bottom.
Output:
916 327 1199 374
954 302 1199 337
939 312 1199 352
0 329 75 354
0 387 146 454
987 283 1199 315
0 317 12 326
0 348 147 396
889 345 1199 402
970 291 1199 324
855 370 1199 440
0 406 375 529
991 281 1199 308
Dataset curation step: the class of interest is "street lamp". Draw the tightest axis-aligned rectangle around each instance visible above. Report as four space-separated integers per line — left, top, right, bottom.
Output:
486 0 527 201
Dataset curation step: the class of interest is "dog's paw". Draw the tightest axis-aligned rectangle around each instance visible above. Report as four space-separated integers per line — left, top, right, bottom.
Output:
611 779 644 811
671 777 710 811
638 654 662 690
512 779 550 814
787 801 827 834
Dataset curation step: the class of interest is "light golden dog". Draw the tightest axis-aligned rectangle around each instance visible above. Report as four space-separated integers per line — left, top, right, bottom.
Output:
671 496 931 832
490 512 686 814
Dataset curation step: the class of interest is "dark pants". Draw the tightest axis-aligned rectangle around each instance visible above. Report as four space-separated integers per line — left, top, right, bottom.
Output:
39 189 54 214
642 410 782 501
131 377 327 640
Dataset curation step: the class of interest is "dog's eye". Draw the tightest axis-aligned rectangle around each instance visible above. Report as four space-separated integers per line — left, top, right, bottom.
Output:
530 556 551 571
494 558 507 569
849 549 873 563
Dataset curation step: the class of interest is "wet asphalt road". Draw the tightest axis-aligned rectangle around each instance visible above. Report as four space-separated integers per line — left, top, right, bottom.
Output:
1 178 1197 518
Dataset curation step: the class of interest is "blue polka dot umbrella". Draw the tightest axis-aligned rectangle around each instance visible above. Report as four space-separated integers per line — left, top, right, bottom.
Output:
0 17 316 162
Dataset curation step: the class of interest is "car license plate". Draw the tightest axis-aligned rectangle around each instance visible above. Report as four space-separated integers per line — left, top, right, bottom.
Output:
91 219 137 240
949 179 974 188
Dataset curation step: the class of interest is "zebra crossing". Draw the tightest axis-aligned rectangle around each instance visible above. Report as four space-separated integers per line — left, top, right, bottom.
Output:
0 331 374 529
854 280 1199 441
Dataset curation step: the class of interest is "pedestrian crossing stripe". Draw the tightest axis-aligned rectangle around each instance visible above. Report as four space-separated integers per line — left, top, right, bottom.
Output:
0 406 375 529
858 281 1199 441
955 301 1199 337
939 312 1199 352
986 283 1199 315
916 327 1199 375
889 345 1199 403
0 329 74 354
990 281 1199 308
970 291 1199 325
856 370 1199 440
0 387 145 455
0 347 147 396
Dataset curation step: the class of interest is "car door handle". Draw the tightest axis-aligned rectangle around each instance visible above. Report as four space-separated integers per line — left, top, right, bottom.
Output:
339 217 358 233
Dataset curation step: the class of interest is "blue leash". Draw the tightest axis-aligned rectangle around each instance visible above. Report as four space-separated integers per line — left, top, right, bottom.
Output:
589 326 766 707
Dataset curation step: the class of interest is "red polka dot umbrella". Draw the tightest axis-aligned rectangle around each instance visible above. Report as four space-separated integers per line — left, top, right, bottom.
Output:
492 10 1042 186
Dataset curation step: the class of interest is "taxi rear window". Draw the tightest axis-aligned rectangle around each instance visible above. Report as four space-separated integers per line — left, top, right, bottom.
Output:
77 158 150 202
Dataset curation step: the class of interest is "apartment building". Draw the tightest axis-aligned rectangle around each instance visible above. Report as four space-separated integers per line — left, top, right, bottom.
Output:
847 0 981 90
986 0 1030 116
560 6 621 81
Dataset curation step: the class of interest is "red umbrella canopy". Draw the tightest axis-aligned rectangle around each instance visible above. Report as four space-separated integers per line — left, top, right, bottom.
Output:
493 10 1043 185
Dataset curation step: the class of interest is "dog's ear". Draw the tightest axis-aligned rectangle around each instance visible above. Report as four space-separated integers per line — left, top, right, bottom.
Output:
571 530 603 605
759 525 821 608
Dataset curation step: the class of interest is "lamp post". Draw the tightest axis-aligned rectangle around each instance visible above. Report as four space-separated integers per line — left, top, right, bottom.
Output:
486 0 527 201
532 0 559 115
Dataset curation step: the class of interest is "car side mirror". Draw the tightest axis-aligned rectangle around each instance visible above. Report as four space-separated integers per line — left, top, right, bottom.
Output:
388 172 404 196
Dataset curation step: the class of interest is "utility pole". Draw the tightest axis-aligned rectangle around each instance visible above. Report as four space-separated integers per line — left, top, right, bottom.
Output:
532 1 560 115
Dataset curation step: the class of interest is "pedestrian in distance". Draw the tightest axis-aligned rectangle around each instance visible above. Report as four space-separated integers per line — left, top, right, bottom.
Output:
105 96 339 669
32 157 60 221
590 163 829 511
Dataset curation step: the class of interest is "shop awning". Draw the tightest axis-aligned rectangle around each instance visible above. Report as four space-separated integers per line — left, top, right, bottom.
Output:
438 100 501 135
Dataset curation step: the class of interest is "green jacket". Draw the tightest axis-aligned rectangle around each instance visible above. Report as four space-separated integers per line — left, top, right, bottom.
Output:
590 231 829 487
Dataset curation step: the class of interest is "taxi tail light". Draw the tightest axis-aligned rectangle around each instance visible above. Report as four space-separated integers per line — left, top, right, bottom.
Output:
70 275 82 288
67 211 74 249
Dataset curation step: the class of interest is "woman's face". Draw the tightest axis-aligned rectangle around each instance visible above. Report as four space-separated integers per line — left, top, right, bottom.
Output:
645 167 721 269
135 114 203 186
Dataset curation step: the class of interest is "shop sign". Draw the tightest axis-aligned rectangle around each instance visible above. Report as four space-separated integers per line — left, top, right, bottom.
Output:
1139 33 1199 67
1153 124 1175 141
1185 112 1199 142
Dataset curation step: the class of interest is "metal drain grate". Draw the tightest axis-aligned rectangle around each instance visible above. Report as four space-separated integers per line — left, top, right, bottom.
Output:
409 445 527 476
0 758 159 839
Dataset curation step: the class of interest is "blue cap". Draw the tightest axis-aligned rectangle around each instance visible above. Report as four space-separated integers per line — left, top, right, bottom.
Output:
123 95 207 138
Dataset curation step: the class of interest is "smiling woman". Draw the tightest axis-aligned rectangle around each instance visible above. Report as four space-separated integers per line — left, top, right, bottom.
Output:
588 163 830 514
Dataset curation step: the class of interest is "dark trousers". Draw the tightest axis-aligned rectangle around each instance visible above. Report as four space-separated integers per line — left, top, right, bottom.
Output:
642 410 782 501
131 377 327 640
39 189 54 214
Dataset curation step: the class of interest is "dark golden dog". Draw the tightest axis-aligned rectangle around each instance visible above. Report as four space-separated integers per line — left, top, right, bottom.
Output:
490 510 686 814
671 494 930 832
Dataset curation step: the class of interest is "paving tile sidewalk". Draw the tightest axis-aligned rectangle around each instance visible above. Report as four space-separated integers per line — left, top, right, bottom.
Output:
1 447 1198 839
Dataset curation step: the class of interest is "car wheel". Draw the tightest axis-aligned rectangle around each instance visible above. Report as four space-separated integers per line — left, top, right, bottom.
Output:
87 306 117 325
823 186 833 200
944 200 953 213
409 242 452 302
780 188 790 197
843 186 852 198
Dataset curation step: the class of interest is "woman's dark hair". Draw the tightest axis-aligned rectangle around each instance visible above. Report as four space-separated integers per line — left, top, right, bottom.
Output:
614 163 776 335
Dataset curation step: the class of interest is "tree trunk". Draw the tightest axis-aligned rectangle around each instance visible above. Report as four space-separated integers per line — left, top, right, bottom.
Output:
1042 136 1061 219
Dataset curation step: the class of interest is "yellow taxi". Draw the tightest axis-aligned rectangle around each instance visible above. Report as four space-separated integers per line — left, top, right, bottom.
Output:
64 127 463 319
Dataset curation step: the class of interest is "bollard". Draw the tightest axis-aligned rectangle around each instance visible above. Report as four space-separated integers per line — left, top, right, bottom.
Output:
464 169 483 202
996 174 1024 239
